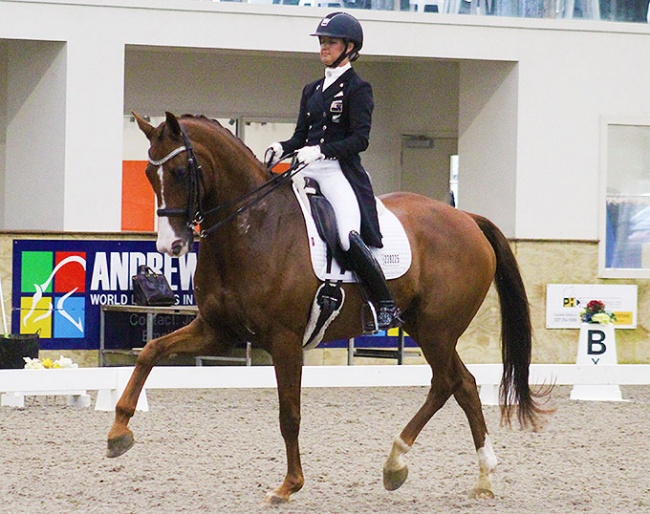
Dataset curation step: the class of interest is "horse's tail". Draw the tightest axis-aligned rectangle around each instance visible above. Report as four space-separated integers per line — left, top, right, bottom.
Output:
470 213 550 430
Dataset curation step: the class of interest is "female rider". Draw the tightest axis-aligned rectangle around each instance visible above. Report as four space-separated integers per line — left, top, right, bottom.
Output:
266 12 400 332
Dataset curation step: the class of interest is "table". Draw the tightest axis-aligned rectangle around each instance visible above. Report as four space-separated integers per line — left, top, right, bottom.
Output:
99 304 252 367
99 305 198 367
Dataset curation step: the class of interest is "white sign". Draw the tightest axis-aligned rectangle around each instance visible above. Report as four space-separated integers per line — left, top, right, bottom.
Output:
545 284 637 329
570 324 623 401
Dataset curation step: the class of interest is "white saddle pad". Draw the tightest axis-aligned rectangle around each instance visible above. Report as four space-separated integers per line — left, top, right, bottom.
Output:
292 177 412 283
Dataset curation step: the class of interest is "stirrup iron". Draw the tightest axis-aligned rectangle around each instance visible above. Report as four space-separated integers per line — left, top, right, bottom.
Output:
362 301 379 334
362 300 402 334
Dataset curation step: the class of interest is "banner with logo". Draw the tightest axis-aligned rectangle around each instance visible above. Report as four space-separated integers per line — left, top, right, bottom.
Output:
12 240 198 350
545 284 637 329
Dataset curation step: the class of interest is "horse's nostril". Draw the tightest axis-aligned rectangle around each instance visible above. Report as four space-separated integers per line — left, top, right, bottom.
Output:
171 242 183 256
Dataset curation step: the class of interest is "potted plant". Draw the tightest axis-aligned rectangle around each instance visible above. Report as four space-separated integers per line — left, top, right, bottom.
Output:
0 275 39 369
0 333 40 369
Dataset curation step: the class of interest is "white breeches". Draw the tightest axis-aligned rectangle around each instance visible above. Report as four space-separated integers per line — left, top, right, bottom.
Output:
299 159 360 251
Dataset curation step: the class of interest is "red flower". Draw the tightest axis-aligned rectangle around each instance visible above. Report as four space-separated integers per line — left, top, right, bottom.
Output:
586 300 605 313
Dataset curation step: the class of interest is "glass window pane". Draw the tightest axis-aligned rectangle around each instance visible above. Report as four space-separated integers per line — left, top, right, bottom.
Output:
242 120 295 162
605 124 650 272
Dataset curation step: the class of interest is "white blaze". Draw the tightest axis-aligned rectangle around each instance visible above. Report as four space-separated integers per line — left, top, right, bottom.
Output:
156 165 181 255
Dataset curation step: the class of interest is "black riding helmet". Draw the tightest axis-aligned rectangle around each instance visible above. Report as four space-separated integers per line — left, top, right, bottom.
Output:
311 12 363 68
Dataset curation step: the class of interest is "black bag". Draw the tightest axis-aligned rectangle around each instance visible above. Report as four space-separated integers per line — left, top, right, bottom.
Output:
132 265 176 306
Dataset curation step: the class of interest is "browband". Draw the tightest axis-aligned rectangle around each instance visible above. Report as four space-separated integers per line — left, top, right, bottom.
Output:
148 146 187 166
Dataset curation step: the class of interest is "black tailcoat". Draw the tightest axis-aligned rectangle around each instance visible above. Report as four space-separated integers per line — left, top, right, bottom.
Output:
281 68 383 248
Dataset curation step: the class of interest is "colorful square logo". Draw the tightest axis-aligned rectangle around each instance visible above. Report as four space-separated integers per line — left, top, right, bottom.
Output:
55 252 86 293
20 296 53 338
19 251 87 338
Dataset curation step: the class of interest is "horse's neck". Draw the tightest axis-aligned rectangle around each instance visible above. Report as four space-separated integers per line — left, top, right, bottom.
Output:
195 180 310 338
198 125 305 279
203 182 301 271
210 143 268 201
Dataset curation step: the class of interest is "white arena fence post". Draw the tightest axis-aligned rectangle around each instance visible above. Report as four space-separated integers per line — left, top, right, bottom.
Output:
94 367 149 412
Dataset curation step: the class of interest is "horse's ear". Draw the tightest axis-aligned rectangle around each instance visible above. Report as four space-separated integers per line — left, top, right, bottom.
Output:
165 111 182 138
132 111 154 140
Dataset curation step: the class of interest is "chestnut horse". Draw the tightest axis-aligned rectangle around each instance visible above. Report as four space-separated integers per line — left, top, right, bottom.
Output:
107 112 547 503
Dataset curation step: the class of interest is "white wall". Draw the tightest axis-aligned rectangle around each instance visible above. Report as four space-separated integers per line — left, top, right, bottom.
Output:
513 26 650 239
459 59 518 235
63 37 124 232
125 49 318 123
2 0 650 240
5 40 66 230
0 42 6 229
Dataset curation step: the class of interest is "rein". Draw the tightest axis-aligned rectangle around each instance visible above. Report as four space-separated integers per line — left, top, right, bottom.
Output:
198 161 302 237
150 126 303 238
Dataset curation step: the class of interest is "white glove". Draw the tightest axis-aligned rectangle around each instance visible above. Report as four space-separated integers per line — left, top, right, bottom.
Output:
265 142 284 167
296 145 324 165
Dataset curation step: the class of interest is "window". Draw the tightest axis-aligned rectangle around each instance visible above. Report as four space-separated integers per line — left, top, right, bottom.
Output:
240 119 295 166
600 120 650 278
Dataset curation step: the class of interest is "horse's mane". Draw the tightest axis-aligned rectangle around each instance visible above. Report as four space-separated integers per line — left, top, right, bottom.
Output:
179 114 261 164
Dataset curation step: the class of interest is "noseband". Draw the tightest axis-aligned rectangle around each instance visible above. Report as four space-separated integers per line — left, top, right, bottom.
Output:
150 124 304 238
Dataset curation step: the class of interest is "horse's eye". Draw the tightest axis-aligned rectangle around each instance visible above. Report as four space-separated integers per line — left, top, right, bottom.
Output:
169 167 187 180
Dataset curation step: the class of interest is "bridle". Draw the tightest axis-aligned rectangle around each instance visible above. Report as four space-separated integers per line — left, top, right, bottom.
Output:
149 125 303 238
151 126 204 227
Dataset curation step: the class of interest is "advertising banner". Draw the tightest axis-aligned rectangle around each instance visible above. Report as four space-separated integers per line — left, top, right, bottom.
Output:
12 240 198 350
545 284 637 329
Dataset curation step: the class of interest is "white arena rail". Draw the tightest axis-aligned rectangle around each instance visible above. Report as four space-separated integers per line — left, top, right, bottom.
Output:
1 364 649 410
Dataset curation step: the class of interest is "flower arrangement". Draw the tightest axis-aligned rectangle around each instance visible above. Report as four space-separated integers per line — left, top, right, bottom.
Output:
580 300 617 325
23 356 78 369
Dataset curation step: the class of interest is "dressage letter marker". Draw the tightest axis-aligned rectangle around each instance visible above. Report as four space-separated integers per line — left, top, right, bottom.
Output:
586 330 607 361
570 324 623 401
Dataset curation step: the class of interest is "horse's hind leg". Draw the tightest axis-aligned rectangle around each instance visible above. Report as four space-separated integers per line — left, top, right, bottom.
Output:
383 342 459 491
106 317 222 458
383 347 499 498
452 356 498 499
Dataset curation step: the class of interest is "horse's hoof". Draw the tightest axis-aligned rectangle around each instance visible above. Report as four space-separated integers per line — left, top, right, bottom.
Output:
383 465 409 491
469 488 495 500
264 490 290 504
106 431 135 458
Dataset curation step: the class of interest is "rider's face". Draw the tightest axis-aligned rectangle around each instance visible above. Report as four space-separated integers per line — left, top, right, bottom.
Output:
319 37 350 67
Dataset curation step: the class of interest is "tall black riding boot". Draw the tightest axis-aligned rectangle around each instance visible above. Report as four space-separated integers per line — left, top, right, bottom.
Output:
346 231 402 332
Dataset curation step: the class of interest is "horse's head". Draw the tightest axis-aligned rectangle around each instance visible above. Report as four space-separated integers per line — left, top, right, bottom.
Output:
134 110 274 256
134 111 200 257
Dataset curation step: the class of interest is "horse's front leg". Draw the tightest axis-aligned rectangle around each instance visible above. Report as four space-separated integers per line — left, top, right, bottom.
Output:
266 337 304 504
106 316 222 458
